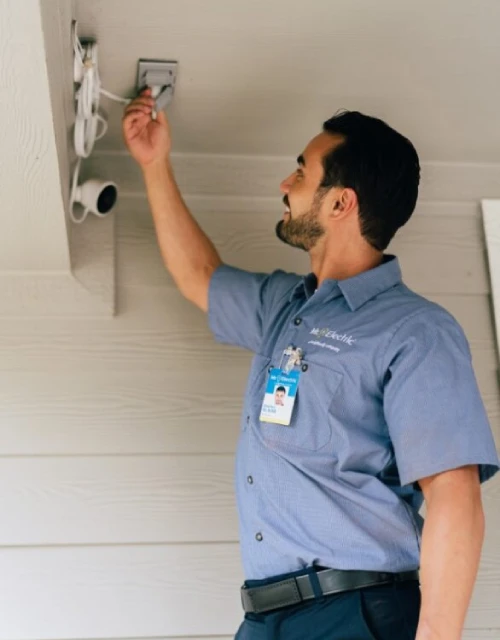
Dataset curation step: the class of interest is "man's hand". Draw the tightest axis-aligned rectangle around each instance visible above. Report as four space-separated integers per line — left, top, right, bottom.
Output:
122 88 172 167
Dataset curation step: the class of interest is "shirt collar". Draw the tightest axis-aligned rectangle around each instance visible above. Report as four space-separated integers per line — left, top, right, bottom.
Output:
289 254 402 311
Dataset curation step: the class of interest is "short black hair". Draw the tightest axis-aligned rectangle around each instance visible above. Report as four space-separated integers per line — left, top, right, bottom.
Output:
320 111 420 251
276 386 286 393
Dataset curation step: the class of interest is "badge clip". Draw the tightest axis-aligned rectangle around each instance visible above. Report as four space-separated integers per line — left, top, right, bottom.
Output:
282 346 303 374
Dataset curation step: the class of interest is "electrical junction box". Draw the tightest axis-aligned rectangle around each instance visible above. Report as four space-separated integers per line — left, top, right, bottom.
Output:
137 59 178 110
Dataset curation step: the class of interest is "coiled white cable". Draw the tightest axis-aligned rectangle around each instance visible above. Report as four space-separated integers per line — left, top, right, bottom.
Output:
71 21 133 223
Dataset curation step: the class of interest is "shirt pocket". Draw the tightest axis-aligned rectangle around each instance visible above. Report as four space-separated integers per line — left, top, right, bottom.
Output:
257 359 344 451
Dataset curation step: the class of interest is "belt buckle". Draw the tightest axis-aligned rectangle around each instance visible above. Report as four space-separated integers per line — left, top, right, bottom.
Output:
240 584 254 613
240 577 303 614
240 584 267 614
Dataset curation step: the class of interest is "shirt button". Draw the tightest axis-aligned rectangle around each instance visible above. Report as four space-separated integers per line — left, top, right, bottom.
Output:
246 415 250 424
255 532 263 542
294 317 302 326
247 476 253 484
301 363 308 372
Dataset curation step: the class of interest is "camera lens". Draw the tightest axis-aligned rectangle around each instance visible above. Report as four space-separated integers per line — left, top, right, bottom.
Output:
97 185 117 214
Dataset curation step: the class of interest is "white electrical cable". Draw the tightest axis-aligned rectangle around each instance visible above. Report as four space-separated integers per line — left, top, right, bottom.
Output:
71 21 134 223
69 158 86 224
99 88 132 105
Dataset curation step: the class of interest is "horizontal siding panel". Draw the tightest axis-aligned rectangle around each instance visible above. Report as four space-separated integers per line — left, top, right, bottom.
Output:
0 368 247 454
1 458 498 548
69 638 232 640
0 544 243 639
116 204 311 287
80 194 482 217
0 284 497 455
114 287 496 347
43 633 499 640
86 152 500 202
0 322 494 375
0 456 238 545
115 201 489 295
0 543 499 639
426 294 495 340
115 285 496 340
0 365 497 456
0 327 249 373
0 284 491 338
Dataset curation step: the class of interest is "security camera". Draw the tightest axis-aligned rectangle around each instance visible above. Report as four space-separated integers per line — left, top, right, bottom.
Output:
74 179 118 216
70 160 118 223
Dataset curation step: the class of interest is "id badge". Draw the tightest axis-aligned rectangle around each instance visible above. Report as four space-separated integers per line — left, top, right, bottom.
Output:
259 368 301 426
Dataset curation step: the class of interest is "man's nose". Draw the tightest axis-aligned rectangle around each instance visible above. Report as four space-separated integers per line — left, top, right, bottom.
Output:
279 172 295 194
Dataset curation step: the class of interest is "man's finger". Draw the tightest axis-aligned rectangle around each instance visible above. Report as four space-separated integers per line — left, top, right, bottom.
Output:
124 106 152 118
123 111 149 130
123 106 152 120
129 97 155 108
124 101 153 114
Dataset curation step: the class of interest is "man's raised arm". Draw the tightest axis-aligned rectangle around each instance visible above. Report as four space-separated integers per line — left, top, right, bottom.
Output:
122 88 222 311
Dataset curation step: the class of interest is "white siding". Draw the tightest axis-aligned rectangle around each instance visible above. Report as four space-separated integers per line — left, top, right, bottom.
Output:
0 156 499 639
0 0 70 272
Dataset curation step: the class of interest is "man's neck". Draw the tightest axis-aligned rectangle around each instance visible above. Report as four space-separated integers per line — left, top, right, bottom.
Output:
309 247 384 287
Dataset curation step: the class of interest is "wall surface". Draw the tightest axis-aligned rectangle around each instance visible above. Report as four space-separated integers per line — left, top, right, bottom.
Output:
1 0 500 639
1 151 500 639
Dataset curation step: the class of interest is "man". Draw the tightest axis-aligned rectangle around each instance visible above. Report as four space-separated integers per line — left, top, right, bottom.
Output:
123 90 500 640
274 386 286 406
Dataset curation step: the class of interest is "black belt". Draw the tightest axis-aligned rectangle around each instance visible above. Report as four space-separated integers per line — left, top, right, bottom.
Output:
241 568 420 614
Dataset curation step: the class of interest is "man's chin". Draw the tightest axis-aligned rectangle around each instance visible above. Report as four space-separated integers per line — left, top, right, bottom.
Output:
275 220 300 249
275 223 313 253
275 220 290 246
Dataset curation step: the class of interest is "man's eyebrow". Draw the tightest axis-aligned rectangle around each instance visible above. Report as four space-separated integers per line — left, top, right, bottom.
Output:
297 154 306 167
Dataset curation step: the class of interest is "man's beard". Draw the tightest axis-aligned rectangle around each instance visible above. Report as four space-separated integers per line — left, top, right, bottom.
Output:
275 192 326 251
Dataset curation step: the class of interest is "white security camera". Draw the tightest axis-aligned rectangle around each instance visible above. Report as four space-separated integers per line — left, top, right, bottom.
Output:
74 179 118 216
70 160 118 223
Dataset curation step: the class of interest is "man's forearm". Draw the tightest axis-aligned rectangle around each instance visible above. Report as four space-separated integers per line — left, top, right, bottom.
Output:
142 158 222 305
416 488 485 640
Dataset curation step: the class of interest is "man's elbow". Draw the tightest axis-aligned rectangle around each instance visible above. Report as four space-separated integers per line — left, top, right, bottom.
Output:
179 263 222 313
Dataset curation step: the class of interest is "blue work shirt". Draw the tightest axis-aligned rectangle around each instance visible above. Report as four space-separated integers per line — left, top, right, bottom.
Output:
208 255 500 580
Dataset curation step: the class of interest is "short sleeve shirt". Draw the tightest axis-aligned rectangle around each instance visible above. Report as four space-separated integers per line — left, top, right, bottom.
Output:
208 255 500 580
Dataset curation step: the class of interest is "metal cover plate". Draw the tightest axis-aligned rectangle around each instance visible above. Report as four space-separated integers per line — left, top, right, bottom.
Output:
136 59 178 91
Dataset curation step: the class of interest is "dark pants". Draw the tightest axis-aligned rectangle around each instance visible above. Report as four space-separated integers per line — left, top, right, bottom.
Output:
235 566 421 640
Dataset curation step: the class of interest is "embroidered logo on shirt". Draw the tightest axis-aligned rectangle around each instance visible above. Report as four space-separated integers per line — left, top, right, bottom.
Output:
309 327 356 346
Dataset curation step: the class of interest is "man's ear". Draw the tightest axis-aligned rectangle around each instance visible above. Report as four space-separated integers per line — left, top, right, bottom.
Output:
331 188 357 217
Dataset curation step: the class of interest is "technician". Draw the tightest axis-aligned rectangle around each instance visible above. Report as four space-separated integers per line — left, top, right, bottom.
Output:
122 89 500 640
